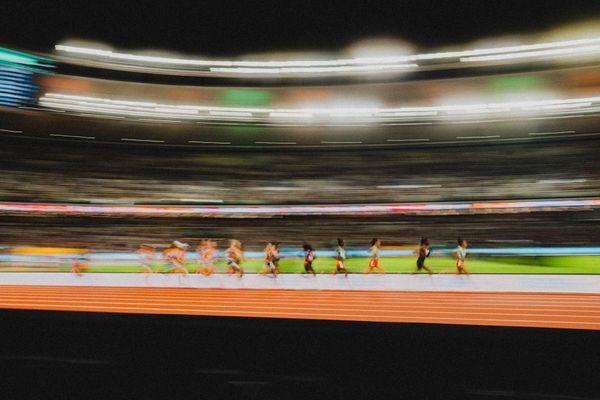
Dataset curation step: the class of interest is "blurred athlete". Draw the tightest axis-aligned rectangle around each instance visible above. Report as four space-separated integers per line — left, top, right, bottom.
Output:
303 243 316 276
135 244 156 273
259 242 269 275
335 238 348 277
163 240 189 274
367 238 385 274
226 239 244 277
415 237 433 274
272 242 281 274
453 238 469 274
196 239 217 275
70 254 90 276
196 240 206 274
262 242 280 277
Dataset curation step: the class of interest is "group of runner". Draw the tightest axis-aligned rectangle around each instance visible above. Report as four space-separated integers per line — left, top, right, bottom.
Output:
125 237 470 276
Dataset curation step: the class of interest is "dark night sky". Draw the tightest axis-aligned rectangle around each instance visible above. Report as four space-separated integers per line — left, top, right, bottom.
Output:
2 0 600 56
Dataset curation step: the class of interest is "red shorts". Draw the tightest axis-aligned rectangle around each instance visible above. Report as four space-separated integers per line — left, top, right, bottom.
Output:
336 260 345 270
369 259 379 268
456 259 465 269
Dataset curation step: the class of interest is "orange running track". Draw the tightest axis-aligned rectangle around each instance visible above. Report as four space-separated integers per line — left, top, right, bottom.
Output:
0 285 599 330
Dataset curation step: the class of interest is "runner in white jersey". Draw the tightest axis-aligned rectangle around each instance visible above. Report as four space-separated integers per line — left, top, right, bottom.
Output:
453 238 469 274
226 239 244 277
135 244 156 273
334 238 348 277
366 238 385 274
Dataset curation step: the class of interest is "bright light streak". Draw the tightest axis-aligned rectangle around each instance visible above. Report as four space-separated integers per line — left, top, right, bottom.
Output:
521 102 592 111
209 110 253 117
39 93 600 125
54 36 600 77
209 64 418 74
537 179 587 184
269 112 313 119
460 44 600 62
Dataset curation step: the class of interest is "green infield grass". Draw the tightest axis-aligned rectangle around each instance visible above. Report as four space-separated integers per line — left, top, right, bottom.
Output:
80 255 600 274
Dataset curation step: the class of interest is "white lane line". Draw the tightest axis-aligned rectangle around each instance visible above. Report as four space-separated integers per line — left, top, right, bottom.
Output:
456 135 501 139
121 138 165 143
49 133 95 140
255 141 297 145
386 138 430 142
12 287 600 301
6 283 600 300
188 140 231 145
7 287 600 302
320 141 363 144
0 128 22 133
528 130 575 136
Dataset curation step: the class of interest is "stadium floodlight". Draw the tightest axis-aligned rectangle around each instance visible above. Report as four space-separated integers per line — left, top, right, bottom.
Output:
54 36 600 77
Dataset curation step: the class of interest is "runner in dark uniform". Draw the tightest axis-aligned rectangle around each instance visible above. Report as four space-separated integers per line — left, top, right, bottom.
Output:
272 242 281 277
415 237 433 274
303 243 316 276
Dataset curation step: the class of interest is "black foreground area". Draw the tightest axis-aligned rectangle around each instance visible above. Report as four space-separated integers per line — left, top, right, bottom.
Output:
0 309 598 400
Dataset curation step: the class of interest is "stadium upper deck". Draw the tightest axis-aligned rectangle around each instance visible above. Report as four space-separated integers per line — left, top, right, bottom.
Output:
1 25 600 148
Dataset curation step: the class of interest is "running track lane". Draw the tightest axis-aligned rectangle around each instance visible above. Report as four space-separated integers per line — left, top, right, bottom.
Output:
0 286 599 330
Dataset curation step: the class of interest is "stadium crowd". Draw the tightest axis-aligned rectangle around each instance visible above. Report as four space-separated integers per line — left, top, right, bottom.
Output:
0 139 597 205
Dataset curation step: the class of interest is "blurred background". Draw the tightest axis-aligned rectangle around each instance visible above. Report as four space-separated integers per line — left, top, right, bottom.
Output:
0 3 600 270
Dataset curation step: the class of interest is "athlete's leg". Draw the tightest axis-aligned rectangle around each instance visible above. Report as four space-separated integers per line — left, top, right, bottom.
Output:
204 264 214 276
140 264 154 274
